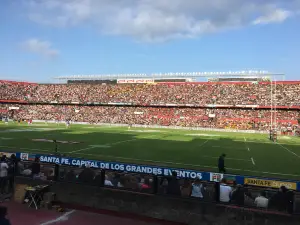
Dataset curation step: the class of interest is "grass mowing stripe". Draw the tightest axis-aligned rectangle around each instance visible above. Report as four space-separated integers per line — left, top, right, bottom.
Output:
0 145 53 152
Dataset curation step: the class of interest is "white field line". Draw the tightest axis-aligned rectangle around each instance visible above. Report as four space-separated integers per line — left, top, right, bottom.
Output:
68 134 157 153
251 157 255 165
212 146 245 150
199 140 209 148
236 139 300 146
276 142 300 159
40 210 76 225
68 146 97 154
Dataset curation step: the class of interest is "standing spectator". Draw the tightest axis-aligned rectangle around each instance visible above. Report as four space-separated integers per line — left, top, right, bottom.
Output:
231 184 245 206
218 154 226 173
167 171 181 196
0 156 9 194
180 179 192 197
31 156 41 179
219 178 232 203
191 178 206 199
0 206 11 225
254 191 269 208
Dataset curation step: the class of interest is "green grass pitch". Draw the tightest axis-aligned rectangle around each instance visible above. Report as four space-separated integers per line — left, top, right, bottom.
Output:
1 122 300 180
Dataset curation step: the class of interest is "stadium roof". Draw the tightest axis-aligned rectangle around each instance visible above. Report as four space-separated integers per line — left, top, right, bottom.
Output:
54 70 284 80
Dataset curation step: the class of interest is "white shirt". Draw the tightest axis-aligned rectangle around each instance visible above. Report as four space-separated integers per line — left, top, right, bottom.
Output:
220 184 232 203
255 196 269 208
105 180 113 186
0 162 9 177
191 183 204 198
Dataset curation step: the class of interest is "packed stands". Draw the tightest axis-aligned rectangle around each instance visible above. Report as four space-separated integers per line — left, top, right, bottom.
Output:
1 80 300 107
0 80 299 131
0 104 299 131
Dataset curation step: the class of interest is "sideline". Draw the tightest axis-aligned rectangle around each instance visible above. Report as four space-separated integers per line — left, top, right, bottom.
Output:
40 210 76 225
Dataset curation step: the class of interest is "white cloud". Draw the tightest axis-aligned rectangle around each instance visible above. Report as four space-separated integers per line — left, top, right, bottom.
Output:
23 0 300 42
252 9 292 25
21 39 59 57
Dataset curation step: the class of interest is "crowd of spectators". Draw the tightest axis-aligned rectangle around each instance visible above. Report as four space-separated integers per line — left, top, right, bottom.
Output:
1 104 299 131
1 81 300 106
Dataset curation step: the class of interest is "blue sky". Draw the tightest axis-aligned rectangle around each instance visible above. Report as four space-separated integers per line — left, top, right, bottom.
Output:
0 0 300 82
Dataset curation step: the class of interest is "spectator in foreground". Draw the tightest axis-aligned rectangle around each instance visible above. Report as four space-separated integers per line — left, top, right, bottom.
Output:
180 179 192 197
231 184 244 206
254 191 269 208
31 156 41 179
218 154 226 173
0 156 9 194
219 178 232 203
104 175 113 186
191 178 206 199
167 171 181 196
0 206 11 225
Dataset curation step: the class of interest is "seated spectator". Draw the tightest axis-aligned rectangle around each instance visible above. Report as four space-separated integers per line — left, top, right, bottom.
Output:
117 175 126 188
0 206 11 225
180 179 192 197
65 169 76 182
158 177 168 194
219 178 232 203
191 178 206 199
254 191 269 208
140 178 151 190
78 165 95 184
104 175 113 186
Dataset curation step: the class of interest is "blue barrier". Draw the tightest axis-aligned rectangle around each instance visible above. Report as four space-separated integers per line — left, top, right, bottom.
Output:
1 150 300 191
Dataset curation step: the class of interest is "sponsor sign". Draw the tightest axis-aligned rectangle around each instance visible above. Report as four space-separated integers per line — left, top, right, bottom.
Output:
244 178 297 190
210 173 223 182
134 111 144 115
17 152 209 180
208 114 215 118
210 173 236 184
9 107 19 110
117 79 154 84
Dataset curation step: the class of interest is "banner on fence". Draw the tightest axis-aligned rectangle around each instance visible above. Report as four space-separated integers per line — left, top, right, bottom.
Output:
244 178 297 190
17 152 210 180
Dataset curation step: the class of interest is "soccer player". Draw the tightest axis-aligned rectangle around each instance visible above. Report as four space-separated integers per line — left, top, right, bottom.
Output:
4 117 8 125
218 154 226 173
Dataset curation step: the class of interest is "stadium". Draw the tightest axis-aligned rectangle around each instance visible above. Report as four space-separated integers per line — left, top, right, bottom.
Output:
1 71 300 180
